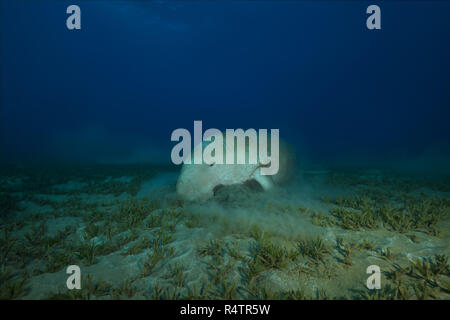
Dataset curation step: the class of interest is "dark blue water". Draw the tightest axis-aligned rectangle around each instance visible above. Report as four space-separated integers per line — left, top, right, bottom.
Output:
1 0 450 170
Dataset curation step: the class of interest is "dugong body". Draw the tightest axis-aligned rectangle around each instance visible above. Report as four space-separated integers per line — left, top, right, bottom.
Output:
176 139 296 202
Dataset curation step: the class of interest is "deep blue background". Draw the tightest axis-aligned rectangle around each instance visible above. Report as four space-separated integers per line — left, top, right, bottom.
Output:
1 1 449 169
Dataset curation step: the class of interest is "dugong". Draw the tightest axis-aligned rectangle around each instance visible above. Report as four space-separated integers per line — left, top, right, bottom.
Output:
176 137 296 202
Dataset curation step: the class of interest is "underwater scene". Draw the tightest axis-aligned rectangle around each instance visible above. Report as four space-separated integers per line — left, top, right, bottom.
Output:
1 1 450 301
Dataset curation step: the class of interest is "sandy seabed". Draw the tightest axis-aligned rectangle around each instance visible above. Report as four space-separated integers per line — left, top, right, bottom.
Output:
0 164 449 300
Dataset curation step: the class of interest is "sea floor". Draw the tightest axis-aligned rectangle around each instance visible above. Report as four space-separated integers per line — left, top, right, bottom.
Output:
0 164 449 300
